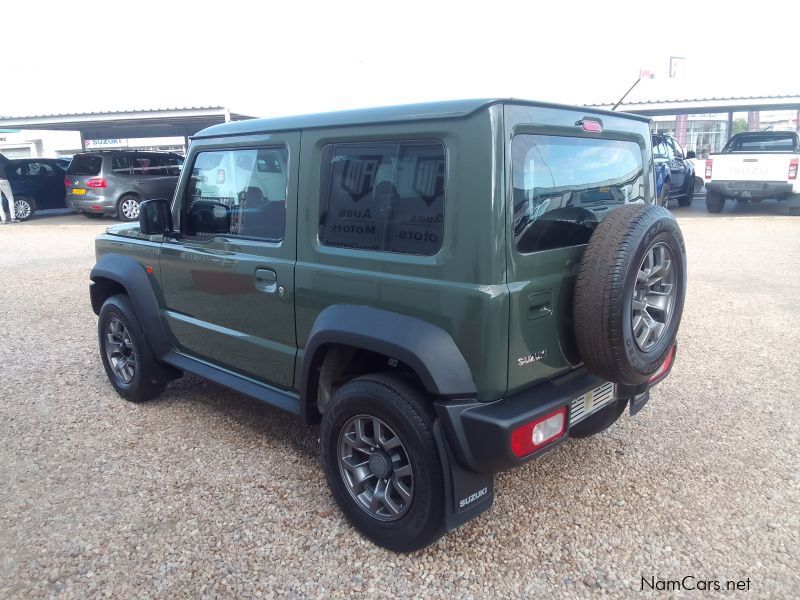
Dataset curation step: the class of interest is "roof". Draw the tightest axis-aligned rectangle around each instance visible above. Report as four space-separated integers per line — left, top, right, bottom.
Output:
0 107 254 139
193 98 649 139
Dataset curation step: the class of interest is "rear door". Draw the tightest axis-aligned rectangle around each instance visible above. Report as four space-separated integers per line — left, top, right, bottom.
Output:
504 104 653 396
159 134 299 389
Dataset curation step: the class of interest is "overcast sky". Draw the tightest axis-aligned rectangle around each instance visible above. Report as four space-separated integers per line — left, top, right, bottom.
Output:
1 0 792 118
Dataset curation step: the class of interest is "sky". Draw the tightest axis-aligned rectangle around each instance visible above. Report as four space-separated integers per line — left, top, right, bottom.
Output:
0 0 794 119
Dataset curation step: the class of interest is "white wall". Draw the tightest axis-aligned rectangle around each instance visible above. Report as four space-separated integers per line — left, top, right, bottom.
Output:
0 129 82 158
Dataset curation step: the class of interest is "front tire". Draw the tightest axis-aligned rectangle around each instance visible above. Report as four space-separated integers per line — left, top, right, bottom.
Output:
706 190 725 213
98 294 165 402
320 374 445 552
117 194 141 222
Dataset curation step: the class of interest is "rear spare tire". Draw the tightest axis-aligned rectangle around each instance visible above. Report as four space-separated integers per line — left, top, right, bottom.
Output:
573 204 686 385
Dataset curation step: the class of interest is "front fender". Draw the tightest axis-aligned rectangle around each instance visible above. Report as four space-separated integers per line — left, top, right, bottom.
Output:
90 254 171 358
301 305 477 418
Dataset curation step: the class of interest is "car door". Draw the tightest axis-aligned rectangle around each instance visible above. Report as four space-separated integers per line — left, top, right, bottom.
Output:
667 137 687 193
159 134 299 389
36 161 67 208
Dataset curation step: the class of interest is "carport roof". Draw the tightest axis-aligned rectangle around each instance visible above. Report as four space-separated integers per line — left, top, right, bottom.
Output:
0 106 254 139
590 78 800 115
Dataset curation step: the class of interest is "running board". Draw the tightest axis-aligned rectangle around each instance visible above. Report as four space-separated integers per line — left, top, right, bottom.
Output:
162 351 301 416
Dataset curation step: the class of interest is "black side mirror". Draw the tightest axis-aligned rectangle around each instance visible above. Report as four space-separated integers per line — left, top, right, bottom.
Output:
686 150 696 159
139 198 174 235
185 200 231 235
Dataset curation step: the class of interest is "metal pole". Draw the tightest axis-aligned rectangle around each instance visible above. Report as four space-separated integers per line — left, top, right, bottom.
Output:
612 78 642 111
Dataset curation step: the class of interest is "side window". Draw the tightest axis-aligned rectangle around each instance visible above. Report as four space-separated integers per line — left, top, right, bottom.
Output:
183 147 288 242
167 156 183 176
652 139 669 159
318 140 445 256
35 162 55 176
111 156 132 175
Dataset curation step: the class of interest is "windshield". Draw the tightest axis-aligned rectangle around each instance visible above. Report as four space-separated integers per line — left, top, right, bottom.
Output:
723 134 797 153
67 154 102 176
512 134 645 253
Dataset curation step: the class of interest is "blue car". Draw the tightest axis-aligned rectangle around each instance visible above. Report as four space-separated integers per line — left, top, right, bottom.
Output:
653 134 696 208
0 158 69 220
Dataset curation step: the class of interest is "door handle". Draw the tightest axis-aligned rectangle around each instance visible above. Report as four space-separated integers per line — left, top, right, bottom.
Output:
254 268 277 293
528 290 552 321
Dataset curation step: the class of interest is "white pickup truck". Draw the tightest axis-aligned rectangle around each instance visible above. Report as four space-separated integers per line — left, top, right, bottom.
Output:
704 131 800 215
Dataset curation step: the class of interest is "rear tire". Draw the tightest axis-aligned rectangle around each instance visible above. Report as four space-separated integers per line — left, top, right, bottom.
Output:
320 373 445 552
706 190 725 213
788 194 800 216
677 191 692 207
569 399 627 439
98 294 166 402
13 196 36 221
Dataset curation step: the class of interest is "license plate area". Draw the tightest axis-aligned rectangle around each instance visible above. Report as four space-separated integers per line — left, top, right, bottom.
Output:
569 381 615 425
72 189 86 195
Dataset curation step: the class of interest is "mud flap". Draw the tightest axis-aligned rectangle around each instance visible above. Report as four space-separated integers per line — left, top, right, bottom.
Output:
432 419 494 532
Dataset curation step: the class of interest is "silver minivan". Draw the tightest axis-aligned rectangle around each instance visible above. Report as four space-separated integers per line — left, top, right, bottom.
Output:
66 151 183 221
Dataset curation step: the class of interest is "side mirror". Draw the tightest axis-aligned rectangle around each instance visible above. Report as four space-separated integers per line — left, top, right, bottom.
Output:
185 200 231 235
139 198 174 235
686 150 696 159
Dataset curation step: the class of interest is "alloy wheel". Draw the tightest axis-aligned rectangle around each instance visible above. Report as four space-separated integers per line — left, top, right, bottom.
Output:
337 415 414 521
120 198 140 220
14 199 32 219
632 242 677 352
105 317 136 383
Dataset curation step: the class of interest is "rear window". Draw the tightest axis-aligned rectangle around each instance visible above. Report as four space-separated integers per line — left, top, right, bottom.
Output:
67 154 102 176
723 134 797 153
512 135 645 253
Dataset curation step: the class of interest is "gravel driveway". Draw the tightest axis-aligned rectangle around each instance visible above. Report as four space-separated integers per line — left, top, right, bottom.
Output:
1 202 798 598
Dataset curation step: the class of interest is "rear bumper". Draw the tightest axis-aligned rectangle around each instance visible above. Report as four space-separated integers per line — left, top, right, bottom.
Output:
434 367 646 474
68 193 116 214
705 180 794 199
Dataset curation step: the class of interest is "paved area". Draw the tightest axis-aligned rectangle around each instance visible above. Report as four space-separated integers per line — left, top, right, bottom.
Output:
1 199 798 598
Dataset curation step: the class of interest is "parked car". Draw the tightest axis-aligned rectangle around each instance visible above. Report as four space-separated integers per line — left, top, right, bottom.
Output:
89 99 687 552
687 157 705 193
1 158 68 220
652 133 696 208
704 131 800 215
65 151 184 221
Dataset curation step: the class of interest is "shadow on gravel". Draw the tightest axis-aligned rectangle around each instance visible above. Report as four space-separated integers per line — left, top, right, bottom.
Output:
153 374 320 462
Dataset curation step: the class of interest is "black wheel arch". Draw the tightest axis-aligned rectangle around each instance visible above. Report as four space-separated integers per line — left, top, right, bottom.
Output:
90 254 172 358
300 305 477 423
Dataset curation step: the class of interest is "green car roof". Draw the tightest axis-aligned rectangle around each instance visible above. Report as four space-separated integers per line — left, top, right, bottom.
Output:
193 98 648 139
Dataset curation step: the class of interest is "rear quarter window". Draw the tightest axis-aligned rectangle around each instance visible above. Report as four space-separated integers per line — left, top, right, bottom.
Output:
318 140 445 256
67 154 102 176
512 134 645 253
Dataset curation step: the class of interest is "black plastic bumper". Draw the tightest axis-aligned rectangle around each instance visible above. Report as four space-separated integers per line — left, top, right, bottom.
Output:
705 180 793 198
434 367 639 474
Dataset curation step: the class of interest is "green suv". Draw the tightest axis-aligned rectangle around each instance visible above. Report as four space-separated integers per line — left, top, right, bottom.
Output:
90 99 687 552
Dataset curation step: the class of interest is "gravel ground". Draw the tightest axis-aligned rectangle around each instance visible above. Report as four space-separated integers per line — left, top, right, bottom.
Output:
1 200 798 598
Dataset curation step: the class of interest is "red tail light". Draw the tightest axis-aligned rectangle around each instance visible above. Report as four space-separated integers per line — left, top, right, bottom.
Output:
64 177 71 187
648 344 677 385
510 406 567 458
789 158 798 180
86 178 107 188
705 159 713 179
